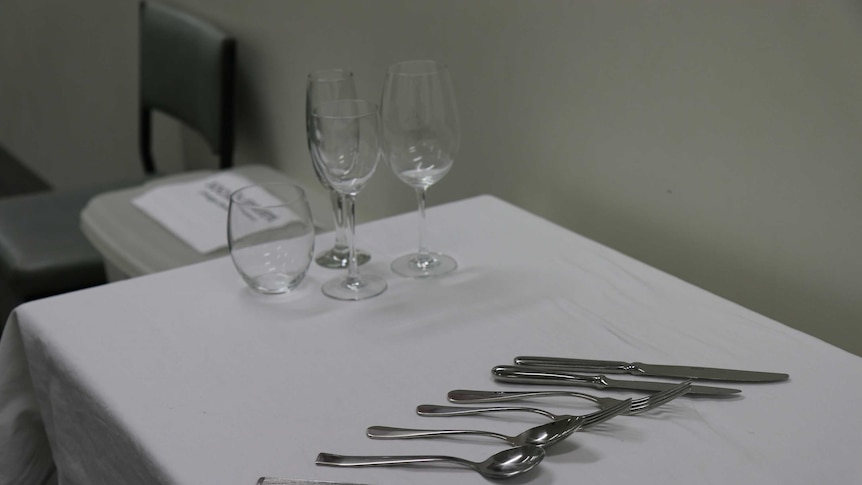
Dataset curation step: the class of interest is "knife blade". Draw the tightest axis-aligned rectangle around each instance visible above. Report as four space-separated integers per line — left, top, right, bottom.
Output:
514 356 789 382
257 479 371 485
492 365 741 395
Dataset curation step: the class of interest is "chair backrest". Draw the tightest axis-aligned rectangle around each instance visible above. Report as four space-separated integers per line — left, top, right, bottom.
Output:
139 1 236 174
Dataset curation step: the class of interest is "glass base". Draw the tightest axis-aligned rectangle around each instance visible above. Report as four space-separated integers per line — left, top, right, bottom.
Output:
315 246 371 269
322 273 387 301
391 252 457 279
243 272 305 294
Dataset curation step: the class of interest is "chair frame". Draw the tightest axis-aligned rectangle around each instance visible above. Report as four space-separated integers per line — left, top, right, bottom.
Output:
138 1 236 175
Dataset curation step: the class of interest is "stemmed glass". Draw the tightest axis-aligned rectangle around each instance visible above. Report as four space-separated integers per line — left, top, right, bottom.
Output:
309 99 386 300
306 68 371 269
381 60 460 278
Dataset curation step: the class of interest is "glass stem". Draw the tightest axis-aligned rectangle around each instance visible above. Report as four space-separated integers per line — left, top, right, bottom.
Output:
344 193 361 285
415 187 430 257
331 189 349 252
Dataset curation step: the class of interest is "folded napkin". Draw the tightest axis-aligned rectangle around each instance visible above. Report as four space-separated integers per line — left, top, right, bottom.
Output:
132 172 256 253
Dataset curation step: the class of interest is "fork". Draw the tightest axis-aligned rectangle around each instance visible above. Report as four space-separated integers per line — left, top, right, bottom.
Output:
414 395 632 431
446 379 691 415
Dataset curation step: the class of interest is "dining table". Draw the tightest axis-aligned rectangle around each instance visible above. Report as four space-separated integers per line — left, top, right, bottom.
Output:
1 194 861 485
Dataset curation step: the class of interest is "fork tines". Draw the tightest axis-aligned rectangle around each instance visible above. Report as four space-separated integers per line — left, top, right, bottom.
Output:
628 380 692 415
581 397 632 428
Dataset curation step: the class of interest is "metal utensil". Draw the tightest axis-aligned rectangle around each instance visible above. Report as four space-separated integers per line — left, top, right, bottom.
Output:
316 445 545 480
417 395 632 431
448 379 691 415
366 414 582 448
515 356 789 382
257 480 370 485
493 365 740 395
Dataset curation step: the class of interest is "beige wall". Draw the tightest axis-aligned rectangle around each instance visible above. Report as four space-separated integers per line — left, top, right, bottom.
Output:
2 0 861 356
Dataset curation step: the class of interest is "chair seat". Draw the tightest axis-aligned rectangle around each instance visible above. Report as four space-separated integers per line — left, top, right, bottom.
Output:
79 165 334 280
0 186 109 298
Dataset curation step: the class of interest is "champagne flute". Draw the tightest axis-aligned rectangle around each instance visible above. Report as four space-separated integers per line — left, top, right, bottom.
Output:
310 99 386 300
381 60 460 278
305 68 371 268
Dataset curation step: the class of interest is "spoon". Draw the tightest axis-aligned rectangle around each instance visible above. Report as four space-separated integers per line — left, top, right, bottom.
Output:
316 445 545 480
366 415 581 448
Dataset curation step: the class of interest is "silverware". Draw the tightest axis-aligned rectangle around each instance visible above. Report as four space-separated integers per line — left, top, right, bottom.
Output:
448 379 691 414
315 445 545 480
493 365 740 395
515 356 789 382
366 413 583 449
257 480 371 485
416 395 631 430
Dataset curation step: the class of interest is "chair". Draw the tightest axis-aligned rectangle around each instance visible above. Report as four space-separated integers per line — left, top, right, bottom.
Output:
0 1 236 333
139 1 235 174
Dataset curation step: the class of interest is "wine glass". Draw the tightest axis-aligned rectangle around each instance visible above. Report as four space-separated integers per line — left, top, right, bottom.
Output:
309 99 386 300
306 68 371 269
381 60 460 278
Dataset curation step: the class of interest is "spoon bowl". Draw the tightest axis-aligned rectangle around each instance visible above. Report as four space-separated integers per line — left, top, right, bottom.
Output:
474 445 546 479
513 416 581 447
316 445 546 480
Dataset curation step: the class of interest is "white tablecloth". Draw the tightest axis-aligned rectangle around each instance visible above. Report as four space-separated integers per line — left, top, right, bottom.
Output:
2 195 861 485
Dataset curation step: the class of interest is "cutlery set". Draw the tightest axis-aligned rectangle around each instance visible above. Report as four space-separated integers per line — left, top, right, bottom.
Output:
310 356 788 481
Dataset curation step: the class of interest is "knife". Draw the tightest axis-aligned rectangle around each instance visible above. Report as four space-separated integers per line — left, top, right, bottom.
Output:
514 356 789 383
492 365 741 395
257 479 371 485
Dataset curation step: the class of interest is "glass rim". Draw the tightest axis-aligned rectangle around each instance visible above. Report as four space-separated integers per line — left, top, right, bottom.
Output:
307 67 354 82
312 98 378 120
228 182 307 208
387 59 448 76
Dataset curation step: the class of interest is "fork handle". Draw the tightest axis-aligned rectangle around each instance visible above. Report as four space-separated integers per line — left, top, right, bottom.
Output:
366 425 509 442
448 389 599 403
417 404 558 419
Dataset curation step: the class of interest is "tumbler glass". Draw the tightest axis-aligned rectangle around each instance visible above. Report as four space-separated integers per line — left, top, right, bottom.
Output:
228 183 315 294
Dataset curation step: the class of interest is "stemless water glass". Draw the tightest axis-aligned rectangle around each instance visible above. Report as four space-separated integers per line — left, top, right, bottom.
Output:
381 60 460 278
310 99 386 300
228 183 315 294
306 68 371 269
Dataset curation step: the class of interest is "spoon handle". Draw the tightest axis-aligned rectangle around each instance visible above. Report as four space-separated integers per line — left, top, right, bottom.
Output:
316 452 469 467
366 425 510 443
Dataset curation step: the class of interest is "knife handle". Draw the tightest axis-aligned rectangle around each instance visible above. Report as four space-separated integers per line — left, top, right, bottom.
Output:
492 365 604 388
515 356 631 374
